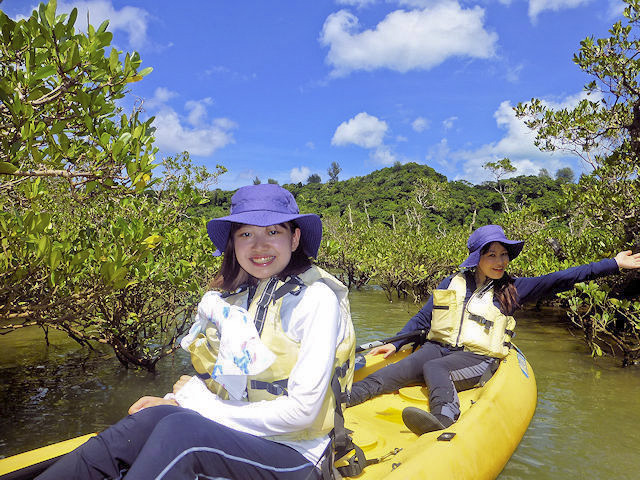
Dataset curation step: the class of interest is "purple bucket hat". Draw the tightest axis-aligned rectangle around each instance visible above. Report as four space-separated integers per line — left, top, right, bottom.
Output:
206 184 323 258
460 225 524 269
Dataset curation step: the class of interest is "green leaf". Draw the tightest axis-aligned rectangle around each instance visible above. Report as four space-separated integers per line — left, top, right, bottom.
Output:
45 0 57 27
97 19 109 35
48 248 62 270
67 7 77 28
0 162 18 174
66 42 80 69
50 121 65 135
70 250 90 266
32 65 57 80
34 213 52 233
58 131 69 150
37 236 50 258
109 47 119 72
38 3 50 28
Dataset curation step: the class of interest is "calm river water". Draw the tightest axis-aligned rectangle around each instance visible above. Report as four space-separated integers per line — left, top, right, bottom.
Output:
1 288 640 479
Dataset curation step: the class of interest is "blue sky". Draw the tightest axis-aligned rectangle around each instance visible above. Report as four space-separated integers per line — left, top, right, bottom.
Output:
6 0 626 190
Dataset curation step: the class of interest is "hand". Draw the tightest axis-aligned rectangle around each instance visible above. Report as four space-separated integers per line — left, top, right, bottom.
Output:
369 343 397 358
173 375 193 395
128 396 177 415
615 251 640 270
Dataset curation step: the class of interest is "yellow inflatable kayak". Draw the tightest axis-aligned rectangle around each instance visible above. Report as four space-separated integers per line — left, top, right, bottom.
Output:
342 346 537 479
0 348 536 479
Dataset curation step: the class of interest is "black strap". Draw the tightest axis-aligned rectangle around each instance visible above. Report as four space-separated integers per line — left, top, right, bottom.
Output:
336 442 371 478
272 275 306 302
320 442 341 480
319 361 371 479
251 276 307 334
249 378 289 396
220 284 250 299
253 277 280 335
331 365 349 451
470 315 494 329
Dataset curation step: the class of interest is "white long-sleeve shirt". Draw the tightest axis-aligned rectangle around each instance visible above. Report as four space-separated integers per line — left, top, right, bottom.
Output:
173 280 346 464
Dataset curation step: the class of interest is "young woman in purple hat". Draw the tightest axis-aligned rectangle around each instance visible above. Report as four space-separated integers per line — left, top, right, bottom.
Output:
36 184 356 480
345 224 640 436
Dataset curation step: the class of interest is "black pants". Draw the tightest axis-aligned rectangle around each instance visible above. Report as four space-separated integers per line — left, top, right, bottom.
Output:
348 341 495 422
34 405 322 480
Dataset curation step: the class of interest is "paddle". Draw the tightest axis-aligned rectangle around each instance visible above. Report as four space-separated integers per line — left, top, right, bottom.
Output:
355 329 426 353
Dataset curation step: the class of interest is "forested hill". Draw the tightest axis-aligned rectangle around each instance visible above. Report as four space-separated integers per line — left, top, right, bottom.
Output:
200 162 567 228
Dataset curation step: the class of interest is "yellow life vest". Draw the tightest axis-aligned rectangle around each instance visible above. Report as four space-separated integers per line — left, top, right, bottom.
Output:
427 272 515 358
187 265 356 442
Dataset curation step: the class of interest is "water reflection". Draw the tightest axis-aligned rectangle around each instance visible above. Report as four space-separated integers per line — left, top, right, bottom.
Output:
1 290 640 479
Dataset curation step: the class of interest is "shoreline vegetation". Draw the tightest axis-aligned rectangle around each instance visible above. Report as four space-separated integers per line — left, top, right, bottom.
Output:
1 1 639 371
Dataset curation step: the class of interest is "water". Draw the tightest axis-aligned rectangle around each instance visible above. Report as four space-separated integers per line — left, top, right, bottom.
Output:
1 288 639 479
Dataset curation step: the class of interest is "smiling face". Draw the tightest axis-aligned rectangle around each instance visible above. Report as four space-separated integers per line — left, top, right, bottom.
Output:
476 241 510 284
233 223 301 280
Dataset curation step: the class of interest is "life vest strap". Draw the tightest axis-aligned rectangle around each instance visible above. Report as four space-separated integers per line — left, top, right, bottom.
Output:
249 378 288 396
253 277 281 335
319 360 371 479
470 314 494 329
272 275 306 302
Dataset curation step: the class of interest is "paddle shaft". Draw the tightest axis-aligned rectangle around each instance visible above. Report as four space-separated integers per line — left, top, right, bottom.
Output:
355 329 426 353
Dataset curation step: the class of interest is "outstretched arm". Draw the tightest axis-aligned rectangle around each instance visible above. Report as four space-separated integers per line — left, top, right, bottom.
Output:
514 258 619 305
615 251 640 270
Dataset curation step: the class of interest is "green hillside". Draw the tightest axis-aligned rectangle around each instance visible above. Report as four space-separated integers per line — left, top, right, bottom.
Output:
200 162 566 229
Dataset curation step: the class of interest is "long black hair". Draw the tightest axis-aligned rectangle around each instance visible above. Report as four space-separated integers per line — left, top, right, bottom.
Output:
210 221 312 292
480 242 520 315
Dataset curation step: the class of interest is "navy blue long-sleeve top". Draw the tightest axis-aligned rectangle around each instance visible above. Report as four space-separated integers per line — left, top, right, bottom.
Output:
393 258 619 350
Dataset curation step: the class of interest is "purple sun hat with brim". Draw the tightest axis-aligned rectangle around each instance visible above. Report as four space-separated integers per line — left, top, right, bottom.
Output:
206 184 323 258
459 224 524 269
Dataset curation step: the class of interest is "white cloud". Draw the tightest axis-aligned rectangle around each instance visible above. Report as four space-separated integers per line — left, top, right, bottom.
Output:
443 116 458 130
332 112 388 148
144 89 236 157
397 0 434 7
290 166 312 183
185 98 214 127
336 0 378 7
505 63 524 83
56 1 151 49
152 109 236 156
451 93 594 182
144 87 177 110
425 138 451 169
305 141 316 149
204 65 255 82
370 146 396 165
412 116 430 132
528 0 592 22
320 3 497 77
332 112 398 165
607 0 625 19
